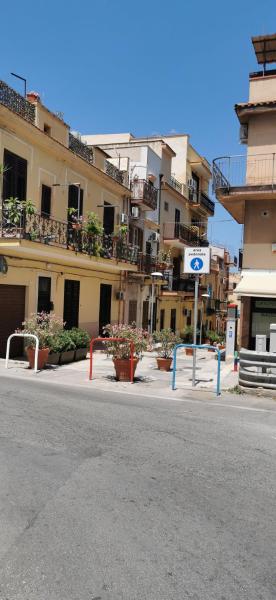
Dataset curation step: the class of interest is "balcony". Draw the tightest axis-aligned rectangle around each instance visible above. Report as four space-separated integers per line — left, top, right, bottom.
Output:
0 80 35 124
163 222 209 248
0 212 139 269
130 179 158 211
188 188 215 215
105 160 128 187
213 154 276 222
69 132 94 164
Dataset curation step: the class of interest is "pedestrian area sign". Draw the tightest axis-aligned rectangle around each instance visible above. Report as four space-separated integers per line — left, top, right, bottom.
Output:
184 247 210 274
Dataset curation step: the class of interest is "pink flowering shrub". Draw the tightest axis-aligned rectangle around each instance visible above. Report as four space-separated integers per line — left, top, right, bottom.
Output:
16 312 64 349
102 323 149 359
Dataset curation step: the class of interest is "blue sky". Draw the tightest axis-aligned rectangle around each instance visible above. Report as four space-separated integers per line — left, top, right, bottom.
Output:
1 0 276 257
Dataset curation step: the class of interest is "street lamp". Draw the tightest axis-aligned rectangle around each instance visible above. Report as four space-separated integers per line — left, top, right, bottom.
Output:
200 293 210 344
53 182 81 219
149 271 163 335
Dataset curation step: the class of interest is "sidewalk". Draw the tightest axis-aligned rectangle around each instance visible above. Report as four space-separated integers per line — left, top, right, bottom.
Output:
1 348 238 397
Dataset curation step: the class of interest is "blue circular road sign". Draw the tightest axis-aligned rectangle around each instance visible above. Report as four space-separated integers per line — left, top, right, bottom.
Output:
190 257 203 271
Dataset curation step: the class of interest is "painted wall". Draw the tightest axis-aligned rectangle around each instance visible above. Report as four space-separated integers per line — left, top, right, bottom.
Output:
243 199 276 269
249 74 276 103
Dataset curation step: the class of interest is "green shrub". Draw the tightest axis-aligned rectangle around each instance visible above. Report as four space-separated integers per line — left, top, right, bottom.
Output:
50 330 76 353
181 325 194 343
69 328 90 349
153 329 182 358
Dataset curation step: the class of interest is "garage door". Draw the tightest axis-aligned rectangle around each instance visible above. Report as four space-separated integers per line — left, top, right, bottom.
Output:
0 285 26 357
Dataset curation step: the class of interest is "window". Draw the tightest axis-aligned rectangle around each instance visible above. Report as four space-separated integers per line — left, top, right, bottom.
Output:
164 201 169 212
160 309 165 330
44 124 51 135
3 149 27 201
41 184 51 217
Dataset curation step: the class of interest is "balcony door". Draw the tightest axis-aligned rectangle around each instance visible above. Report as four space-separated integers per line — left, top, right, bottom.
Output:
174 208 180 238
3 150 27 218
63 280 80 329
67 185 83 221
37 276 52 313
103 201 114 235
99 284 112 335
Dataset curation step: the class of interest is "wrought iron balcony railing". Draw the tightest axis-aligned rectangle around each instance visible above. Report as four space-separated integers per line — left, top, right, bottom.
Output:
0 211 139 264
105 160 128 187
69 132 94 164
169 176 182 193
136 253 172 275
0 80 35 124
188 187 215 215
130 179 158 210
213 153 276 192
163 222 209 246
200 192 215 215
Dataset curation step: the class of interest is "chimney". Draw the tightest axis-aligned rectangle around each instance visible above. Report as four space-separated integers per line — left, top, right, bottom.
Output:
27 91 40 104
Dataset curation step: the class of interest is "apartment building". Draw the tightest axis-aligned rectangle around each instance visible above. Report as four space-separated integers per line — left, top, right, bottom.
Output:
213 33 276 350
82 132 215 333
0 81 158 357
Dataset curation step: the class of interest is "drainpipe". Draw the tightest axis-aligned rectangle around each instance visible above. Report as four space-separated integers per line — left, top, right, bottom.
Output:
158 173 164 234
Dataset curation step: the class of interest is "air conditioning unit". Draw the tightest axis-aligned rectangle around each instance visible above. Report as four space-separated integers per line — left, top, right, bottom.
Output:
151 232 160 243
116 291 125 300
121 213 128 225
131 206 139 219
239 123 248 144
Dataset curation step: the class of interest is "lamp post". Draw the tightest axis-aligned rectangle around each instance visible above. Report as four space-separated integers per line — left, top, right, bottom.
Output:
149 271 163 334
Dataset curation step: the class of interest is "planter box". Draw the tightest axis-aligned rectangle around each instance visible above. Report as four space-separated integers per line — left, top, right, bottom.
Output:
74 347 88 361
59 350 75 365
47 352 60 365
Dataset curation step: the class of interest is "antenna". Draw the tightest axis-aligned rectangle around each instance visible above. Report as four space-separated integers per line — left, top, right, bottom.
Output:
11 72 27 97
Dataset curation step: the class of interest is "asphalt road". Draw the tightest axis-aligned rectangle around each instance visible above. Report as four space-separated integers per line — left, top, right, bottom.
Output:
0 377 275 600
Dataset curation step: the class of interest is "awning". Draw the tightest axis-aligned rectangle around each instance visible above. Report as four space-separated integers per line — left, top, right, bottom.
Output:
235 270 276 298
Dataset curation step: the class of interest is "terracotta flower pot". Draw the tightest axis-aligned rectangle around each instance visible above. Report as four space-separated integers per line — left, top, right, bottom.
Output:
27 347 49 370
156 357 172 371
185 347 194 356
113 358 139 381
72 223 82 230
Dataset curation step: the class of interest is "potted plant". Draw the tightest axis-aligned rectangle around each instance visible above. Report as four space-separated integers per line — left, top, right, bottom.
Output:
153 328 182 371
57 330 76 364
67 207 83 230
4 197 36 235
17 312 64 370
206 330 221 351
69 328 90 360
181 325 194 355
103 323 148 381
47 334 62 365
83 212 104 256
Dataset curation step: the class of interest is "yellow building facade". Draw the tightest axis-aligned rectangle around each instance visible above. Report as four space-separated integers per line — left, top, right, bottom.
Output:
0 82 145 356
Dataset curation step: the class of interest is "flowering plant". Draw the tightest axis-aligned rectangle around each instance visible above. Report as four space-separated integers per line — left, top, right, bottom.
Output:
17 312 64 349
102 323 149 359
153 328 182 358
